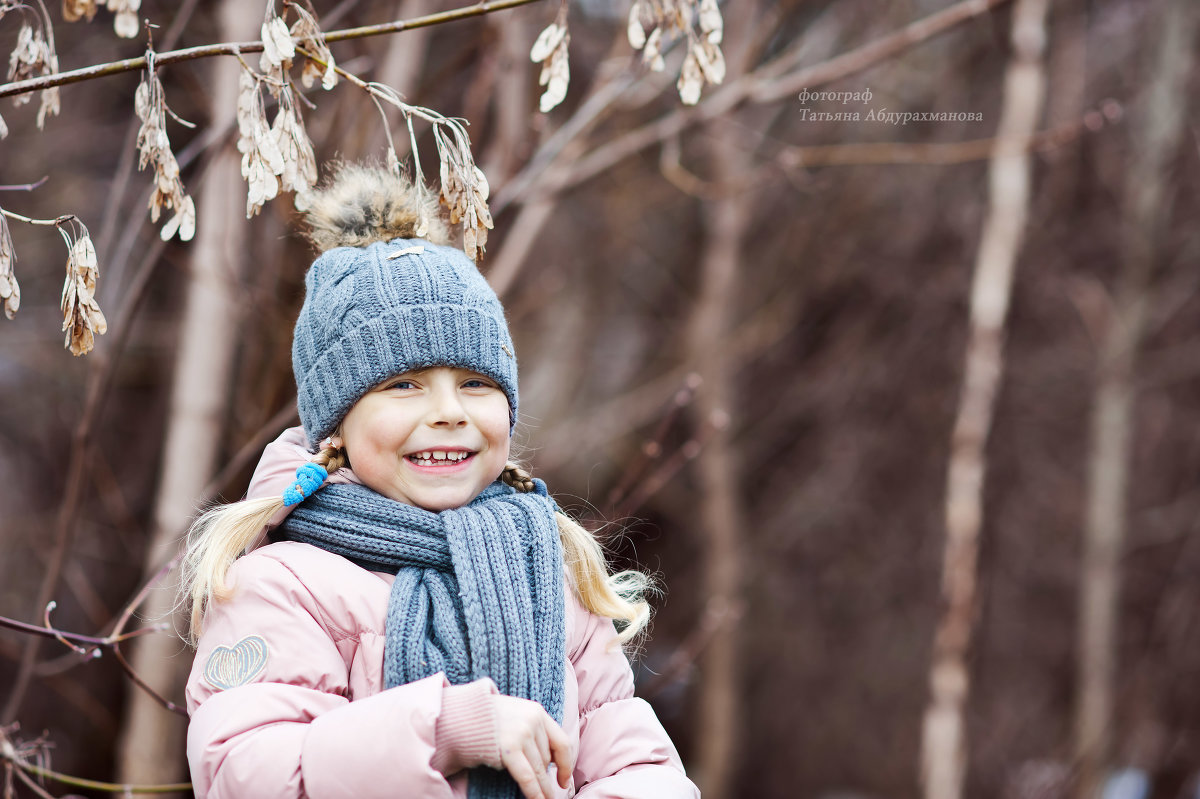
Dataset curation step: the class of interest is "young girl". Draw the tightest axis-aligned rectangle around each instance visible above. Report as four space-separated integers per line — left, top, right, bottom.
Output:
182 165 698 799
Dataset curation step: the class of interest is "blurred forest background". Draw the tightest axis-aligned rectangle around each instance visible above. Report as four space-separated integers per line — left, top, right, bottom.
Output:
1 0 1199 797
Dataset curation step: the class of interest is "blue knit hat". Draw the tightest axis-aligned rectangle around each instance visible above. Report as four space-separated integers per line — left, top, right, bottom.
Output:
291 167 516 448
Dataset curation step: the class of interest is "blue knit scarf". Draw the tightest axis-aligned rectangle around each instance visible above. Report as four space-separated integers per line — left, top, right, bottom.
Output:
278 480 565 799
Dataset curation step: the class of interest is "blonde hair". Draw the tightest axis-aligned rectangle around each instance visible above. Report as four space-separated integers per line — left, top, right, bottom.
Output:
182 448 652 648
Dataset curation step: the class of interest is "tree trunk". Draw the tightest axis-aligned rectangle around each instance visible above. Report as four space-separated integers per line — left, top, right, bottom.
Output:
1073 1 1197 795
919 1 1048 798
689 126 750 799
688 9 758 791
114 0 259 787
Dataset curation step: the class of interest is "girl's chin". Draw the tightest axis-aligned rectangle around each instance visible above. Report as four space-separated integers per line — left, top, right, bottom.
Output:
382 483 487 512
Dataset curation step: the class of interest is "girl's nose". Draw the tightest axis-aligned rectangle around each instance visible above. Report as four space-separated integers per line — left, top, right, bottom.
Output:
428 384 467 427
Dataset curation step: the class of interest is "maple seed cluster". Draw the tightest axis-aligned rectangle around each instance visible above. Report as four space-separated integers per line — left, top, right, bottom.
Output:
436 123 493 262
60 229 107 356
628 0 725 106
530 9 570 114
4 8 60 134
62 0 141 38
134 58 196 242
0 210 16 320
237 2 333 217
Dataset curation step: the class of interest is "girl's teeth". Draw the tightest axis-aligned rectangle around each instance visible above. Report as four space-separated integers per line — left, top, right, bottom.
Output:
409 451 470 465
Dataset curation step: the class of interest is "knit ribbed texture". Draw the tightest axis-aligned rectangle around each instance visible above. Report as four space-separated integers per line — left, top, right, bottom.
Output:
432 680 501 775
291 238 518 448
278 480 565 799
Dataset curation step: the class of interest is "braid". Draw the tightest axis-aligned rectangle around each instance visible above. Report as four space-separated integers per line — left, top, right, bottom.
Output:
313 441 347 474
501 462 537 493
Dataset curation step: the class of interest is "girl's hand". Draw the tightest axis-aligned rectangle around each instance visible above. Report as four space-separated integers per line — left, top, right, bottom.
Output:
491 694 574 799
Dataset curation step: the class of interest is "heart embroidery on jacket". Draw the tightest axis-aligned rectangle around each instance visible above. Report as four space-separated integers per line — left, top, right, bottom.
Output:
203 635 269 691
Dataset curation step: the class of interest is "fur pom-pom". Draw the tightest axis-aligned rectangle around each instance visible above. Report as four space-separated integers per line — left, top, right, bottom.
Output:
303 164 450 252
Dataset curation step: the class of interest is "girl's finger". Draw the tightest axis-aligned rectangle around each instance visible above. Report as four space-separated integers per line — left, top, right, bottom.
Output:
523 737 555 799
545 720 574 786
534 722 552 769
507 754 544 799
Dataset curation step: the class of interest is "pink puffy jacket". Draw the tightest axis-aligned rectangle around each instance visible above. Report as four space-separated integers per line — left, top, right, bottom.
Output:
185 427 698 798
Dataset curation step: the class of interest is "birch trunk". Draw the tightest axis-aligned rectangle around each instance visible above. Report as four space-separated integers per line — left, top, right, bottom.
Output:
689 127 750 799
1073 1 1197 795
919 1 1047 798
114 0 259 786
689 11 757 793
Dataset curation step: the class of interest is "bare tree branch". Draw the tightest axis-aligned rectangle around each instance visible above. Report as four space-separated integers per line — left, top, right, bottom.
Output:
0 727 191 795
540 0 1016 198
0 0 547 100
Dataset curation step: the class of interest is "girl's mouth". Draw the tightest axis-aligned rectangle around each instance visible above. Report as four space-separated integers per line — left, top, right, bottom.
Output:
406 450 474 467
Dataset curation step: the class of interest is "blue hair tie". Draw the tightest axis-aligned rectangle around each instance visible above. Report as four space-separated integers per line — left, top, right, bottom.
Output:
282 462 328 506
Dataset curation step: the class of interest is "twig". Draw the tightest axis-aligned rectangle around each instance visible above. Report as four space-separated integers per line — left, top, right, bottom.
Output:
12 767 56 799
2 237 170 723
606 378 700 509
111 645 187 716
0 209 77 227
11 758 190 794
659 98 1123 200
490 70 637 214
198 401 300 506
1 77 229 715
613 433 706 521
641 596 744 701
0 593 182 719
0 178 48 192
0 612 169 650
0 0 546 100
111 558 181 640
540 0 1016 198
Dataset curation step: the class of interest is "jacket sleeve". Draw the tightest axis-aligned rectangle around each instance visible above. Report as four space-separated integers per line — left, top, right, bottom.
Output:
568 595 699 799
186 551 455 799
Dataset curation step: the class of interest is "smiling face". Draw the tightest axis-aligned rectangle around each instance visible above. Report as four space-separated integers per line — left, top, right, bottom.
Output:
336 366 512 512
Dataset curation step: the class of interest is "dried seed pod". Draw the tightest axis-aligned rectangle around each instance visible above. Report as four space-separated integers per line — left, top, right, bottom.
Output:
529 22 565 63
698 0 722 43
433 121 493 261
107 0 141 38
8 25 45 88
0 209 18 320
694 37 725 84
62 0 100 23
677 50 702 106
625 0 726 105
134 56 196 240
531 10 570 113
627 6 647 49
537 41 570 113
159 194 196 242
260 15 294 73
642 27 664 72
59 229 107 356
237 66 291 217
271 88 318 207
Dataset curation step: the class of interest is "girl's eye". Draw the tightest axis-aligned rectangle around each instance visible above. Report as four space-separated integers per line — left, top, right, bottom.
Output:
463 378 494 389
387 380 415 390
